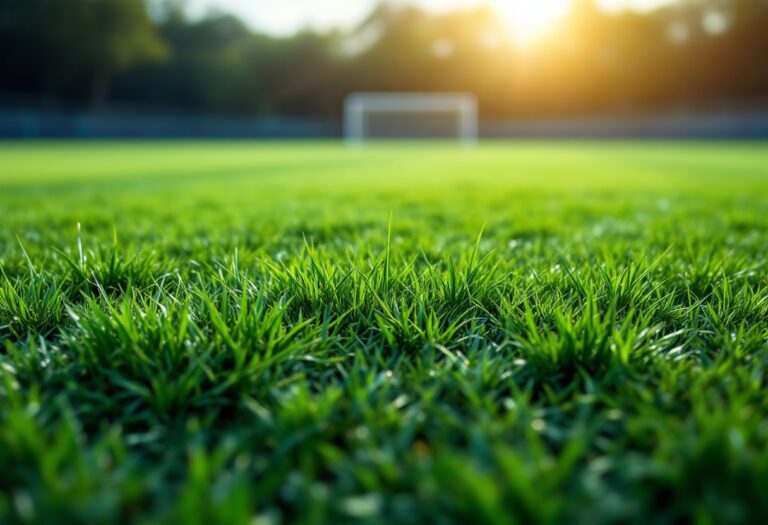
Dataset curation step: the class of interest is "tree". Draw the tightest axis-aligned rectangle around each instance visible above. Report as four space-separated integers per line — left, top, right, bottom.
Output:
63 0 168 108
0 0 167 108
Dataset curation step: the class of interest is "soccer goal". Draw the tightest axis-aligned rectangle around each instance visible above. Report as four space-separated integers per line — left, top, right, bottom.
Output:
344 92 478 144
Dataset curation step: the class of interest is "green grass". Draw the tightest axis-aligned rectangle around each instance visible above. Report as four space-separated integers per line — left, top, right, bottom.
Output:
1 141 768 524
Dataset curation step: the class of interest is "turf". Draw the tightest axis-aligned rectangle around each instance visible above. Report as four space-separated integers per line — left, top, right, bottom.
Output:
1 141 768 524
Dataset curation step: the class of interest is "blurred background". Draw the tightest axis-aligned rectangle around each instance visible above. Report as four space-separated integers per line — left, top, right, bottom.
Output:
1 0 767 139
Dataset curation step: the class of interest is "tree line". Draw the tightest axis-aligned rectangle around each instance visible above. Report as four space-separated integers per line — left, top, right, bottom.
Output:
1 0 767 117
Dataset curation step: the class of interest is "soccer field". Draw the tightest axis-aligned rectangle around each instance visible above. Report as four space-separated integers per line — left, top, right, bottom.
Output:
2 141 768 523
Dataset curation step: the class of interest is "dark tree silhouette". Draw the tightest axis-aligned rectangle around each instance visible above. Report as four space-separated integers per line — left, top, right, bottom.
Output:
1 0 767 116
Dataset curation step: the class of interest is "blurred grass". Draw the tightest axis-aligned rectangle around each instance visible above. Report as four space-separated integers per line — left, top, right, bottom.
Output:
2 141 766 184
1 141 768 524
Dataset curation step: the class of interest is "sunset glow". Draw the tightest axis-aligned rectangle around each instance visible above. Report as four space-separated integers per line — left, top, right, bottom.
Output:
492 0 572 45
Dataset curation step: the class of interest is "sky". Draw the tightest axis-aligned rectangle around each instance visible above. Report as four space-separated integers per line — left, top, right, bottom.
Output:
185 0 676 36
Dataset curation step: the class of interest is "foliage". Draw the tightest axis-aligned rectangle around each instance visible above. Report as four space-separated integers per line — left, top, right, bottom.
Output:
0 141 768 523
2 1 768 115
0 0 166 105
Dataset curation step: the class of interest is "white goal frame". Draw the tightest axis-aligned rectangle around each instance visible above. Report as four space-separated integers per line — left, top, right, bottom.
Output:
344 92 478 144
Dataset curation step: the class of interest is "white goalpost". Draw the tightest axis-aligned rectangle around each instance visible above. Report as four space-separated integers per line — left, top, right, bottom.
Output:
344 92 478 144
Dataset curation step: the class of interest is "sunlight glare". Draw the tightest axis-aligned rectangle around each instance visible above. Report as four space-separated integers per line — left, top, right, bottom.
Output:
492 0 572 46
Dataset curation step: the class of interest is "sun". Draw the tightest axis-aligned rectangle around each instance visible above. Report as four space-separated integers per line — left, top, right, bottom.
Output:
492 0 572 46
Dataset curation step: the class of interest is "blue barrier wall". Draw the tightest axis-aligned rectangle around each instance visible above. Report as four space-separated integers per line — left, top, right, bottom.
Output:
0 111 342 139
1 109 767 139
482 110 768 140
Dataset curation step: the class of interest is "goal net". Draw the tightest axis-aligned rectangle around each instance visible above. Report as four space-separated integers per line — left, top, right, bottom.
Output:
344 92 478 144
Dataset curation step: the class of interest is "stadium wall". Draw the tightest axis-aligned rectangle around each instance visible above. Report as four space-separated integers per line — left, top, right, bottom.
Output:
1 109 767 140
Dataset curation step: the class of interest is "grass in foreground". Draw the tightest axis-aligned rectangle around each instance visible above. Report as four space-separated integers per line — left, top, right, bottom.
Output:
1 141 768 524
